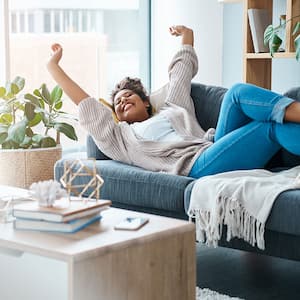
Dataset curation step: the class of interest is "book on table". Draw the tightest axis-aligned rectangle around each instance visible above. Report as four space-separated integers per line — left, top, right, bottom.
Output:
13 198 112 222
14 213 102 233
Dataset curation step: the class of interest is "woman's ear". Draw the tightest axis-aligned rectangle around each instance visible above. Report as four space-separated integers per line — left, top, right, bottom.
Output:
143 99 150 108
144 99 153 116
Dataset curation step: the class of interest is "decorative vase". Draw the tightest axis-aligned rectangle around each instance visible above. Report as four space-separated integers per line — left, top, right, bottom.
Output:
0 146 62 188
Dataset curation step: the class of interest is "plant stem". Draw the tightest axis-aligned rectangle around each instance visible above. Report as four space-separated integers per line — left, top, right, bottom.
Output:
278 14 300 30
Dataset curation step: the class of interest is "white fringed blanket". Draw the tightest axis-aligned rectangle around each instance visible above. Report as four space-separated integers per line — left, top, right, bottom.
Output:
188 166 300 250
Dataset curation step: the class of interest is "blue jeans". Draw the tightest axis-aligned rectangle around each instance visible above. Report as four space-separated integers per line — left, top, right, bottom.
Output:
189 83 300 179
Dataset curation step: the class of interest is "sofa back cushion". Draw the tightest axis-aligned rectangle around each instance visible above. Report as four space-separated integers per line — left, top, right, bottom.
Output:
191 83 227 130
86 135 111 160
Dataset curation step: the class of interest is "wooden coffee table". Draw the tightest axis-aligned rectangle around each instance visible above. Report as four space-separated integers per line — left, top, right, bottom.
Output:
0 206 195 300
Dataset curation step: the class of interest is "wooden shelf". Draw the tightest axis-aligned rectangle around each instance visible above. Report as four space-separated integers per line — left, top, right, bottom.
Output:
243 0 300 89
245 52 296 59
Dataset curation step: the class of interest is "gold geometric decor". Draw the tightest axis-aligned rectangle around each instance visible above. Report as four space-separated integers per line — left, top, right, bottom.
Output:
60 159 104 200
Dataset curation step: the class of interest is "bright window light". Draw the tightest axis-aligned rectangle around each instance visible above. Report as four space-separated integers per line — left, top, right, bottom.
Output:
6 0 150 149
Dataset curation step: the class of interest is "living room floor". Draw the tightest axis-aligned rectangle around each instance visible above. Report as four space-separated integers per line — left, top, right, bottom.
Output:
196 244 300 300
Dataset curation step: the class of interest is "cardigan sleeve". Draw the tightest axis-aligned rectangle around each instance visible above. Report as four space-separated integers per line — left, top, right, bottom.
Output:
78 97 131 163
165 45 198 114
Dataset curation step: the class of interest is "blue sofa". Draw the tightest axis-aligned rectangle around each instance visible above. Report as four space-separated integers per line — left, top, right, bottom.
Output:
54 83 300 261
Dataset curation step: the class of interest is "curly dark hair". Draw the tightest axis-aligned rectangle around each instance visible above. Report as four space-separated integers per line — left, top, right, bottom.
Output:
111 77 153 116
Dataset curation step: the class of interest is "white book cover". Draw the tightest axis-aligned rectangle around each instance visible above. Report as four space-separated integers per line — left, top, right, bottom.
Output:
13 198 111 222
248 8 272 53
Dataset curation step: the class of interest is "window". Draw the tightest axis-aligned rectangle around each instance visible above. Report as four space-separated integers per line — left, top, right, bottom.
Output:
1 0 150 148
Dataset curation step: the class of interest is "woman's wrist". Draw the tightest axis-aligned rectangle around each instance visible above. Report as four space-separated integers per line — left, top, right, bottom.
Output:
47 60 59 72
181 28 194 46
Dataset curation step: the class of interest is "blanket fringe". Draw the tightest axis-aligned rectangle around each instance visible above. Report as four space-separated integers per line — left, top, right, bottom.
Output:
189 195 265 250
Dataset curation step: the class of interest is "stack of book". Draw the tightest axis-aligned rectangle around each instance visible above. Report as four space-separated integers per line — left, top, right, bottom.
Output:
12 198 111 233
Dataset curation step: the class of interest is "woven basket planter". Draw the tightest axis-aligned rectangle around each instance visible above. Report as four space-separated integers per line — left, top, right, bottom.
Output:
0 146 62 188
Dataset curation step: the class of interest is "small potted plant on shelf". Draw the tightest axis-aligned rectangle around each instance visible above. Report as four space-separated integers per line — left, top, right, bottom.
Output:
264 15 300 60
0 76 78 188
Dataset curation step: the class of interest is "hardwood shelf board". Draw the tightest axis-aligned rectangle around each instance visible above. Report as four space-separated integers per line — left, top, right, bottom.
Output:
245 52 296 59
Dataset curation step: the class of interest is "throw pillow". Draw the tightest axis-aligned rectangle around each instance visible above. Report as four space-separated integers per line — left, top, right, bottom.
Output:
149 83 169 112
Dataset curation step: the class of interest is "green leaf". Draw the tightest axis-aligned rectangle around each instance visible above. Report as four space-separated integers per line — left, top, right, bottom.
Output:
0 87 6 98
264 25 276 46
6 83 19 95
54 101 63 110
41 83 51 104
293 22 300 36
40 136 57 148
4 92 15 100
269 34 282 56
32 134 44 144
295 34 300 61
53 122 78 141
12 76 25 92
7 119 27 145
25 102 36 121
1 140 19 149
0 132 7 144
0 125 8 134
0 113 13 125
50 86 63 104
20 136 32 148
33 89 42 98
28 112 42 127
24 93 41 107
56 111 78 121
25 127 34 137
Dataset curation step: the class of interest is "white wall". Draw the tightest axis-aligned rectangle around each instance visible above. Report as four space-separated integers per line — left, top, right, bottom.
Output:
151 0 223 91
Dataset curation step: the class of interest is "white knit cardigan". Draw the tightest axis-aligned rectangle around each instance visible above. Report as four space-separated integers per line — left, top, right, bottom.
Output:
78 45 213 176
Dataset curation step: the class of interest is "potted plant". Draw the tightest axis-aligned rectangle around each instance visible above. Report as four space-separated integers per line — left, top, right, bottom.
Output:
264 15 300 60
0 76 78 188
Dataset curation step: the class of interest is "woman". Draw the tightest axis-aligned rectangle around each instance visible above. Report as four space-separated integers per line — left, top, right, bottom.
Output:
47 25 300 179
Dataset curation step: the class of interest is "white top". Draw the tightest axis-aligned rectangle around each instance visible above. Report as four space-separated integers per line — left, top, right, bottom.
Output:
130 114 183 142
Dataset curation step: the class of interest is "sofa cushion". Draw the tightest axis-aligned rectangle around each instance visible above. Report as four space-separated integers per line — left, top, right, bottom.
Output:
55 157 194 219
284 86 300 102
86 135 111 160
191 82 227 130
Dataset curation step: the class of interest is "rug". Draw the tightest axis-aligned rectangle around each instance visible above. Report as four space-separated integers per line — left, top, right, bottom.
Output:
196 287 244 300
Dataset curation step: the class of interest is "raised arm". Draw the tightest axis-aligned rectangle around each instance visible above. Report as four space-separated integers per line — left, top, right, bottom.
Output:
165 26 198 112
47 44 90 105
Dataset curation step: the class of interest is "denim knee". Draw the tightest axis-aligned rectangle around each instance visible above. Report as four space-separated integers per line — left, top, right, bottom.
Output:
226 83 251 104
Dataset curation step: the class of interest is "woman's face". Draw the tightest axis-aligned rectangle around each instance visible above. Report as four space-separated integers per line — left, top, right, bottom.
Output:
113 89 150 123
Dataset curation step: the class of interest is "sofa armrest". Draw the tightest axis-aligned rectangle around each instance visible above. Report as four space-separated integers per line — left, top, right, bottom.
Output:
86 135 111 160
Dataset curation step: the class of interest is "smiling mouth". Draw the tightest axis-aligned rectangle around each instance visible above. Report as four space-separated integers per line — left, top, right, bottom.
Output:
124 103 133 112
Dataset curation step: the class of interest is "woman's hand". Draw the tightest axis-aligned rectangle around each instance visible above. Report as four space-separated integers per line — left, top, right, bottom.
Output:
169 25 194 46
48 43 63 65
